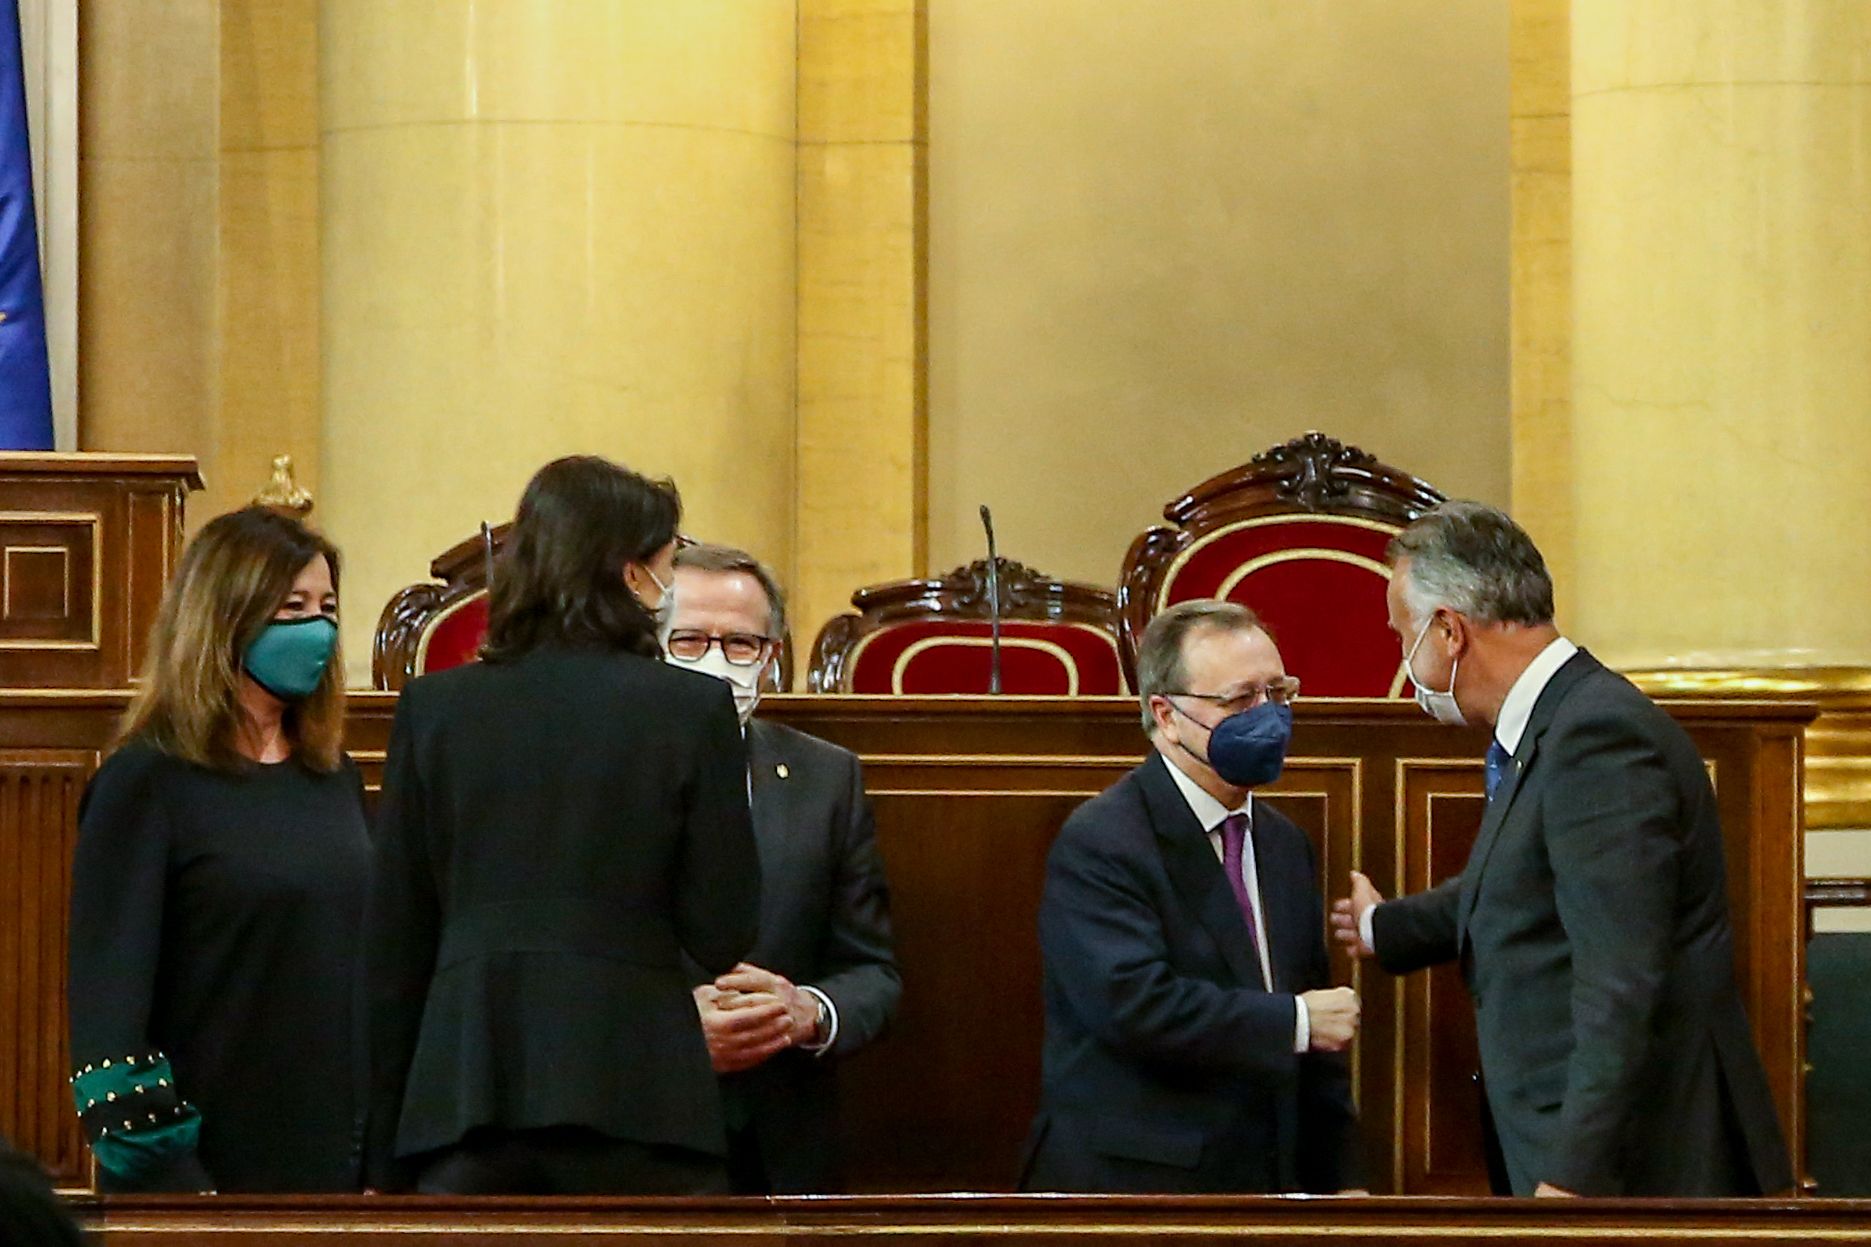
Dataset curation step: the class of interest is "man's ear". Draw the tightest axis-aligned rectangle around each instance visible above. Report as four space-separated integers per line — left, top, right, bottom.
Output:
1440 608 1473 661
1148 694 1176 739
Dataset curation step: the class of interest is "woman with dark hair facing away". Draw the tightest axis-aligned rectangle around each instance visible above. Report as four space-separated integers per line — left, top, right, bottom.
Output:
365 455 760 1195
67 507 367 1193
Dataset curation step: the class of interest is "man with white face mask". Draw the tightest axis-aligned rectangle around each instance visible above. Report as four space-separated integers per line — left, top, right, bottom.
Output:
1328 502 1790 1199
663 543 900 1194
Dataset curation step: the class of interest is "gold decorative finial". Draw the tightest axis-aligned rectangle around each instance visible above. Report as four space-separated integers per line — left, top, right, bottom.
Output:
254 454 313 515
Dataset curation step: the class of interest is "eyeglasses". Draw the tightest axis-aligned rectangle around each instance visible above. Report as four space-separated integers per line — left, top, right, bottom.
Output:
665 629 773 666
1167 677 1301 715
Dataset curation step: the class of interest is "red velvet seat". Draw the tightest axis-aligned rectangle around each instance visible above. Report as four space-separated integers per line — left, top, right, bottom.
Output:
808 559 1127 695
1117 432 1446 698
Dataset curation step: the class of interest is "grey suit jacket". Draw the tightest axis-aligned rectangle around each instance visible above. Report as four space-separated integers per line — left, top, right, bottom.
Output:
1373 649 1792 1196
695 718 900 1193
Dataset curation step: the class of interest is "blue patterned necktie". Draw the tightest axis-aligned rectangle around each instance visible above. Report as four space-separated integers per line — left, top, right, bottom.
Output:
1484 739 1512 801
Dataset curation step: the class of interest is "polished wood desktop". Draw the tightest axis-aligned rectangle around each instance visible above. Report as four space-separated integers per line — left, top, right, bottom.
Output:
67 1193 1871 1246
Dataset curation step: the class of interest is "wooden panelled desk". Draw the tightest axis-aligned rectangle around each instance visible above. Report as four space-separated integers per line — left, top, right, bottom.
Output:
0 453 199 688
0 693 1809 1197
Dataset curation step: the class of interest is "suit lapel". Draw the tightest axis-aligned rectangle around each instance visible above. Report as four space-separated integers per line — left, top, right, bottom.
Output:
1249 813 1297 993
744 720 789 874
1454 649 1601 941
1139 754 1263 990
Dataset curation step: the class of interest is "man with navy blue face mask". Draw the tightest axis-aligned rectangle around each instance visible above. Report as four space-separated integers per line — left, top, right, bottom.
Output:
1021 599 1362 1195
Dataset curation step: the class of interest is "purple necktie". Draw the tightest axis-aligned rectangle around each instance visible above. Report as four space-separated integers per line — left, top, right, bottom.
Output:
1218 812 1264 976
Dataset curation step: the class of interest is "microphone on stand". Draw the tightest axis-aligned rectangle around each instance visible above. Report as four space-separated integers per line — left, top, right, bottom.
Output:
980 505 1002 695
480 522 497 592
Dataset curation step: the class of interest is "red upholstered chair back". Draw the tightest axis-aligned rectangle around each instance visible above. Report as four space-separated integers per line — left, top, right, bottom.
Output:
807 559 1128 695
1117 432 1446 698
375 526 796 691
373 526 508 690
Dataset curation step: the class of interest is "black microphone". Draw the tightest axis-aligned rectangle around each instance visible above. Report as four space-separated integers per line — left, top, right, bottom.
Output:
479 522 497 592
980 505 1002 695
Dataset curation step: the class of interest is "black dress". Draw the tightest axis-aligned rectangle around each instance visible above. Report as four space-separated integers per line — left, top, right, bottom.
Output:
67 740 371 1193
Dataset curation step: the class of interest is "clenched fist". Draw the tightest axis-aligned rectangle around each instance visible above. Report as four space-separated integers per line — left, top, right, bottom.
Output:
1300 986 1360 1052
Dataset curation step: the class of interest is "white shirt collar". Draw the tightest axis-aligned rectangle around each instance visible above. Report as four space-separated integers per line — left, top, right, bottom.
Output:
1494 636 1578 755
1160 749 1252 833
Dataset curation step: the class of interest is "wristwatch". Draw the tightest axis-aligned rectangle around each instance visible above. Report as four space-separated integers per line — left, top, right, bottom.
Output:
813 996 832 1045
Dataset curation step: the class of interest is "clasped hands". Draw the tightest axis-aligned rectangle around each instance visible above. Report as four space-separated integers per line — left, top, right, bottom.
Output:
693 963 822 1074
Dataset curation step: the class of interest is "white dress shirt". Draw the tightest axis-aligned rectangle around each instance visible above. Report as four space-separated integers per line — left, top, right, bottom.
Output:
1361 635 1579 951
1161 754 1311 1054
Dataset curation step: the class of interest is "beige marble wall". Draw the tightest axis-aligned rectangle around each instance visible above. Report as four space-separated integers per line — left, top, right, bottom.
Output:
1570 0 1871 670
924 0 1512 592
77 0 321 525
76 1 221 480
794 0 927 661
218 0 320 519
1508 0 1573 629
318 0 798 684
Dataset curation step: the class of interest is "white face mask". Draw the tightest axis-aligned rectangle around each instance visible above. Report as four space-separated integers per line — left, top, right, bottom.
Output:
1405 613 1466 727
666 646 763 725
638 564 678 631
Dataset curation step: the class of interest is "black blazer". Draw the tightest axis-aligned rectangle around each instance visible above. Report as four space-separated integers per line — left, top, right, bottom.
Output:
364 646 759 1188
1373 649 1793 1196
1022 752 1359 1194
693 719 901 1193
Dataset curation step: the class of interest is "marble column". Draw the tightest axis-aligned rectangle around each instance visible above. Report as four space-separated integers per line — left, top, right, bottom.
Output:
1570 0 1871 673
319 0 797 684
793 0 927 658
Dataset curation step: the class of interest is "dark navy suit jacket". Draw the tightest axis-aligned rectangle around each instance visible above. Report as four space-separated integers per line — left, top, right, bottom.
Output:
1022 751 1359 1193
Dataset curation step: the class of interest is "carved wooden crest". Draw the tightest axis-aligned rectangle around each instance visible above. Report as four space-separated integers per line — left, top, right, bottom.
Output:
1115 430 1446 687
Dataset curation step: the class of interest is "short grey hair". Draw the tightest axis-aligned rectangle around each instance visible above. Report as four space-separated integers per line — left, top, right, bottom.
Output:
1135 600 1267 732
672 541 788 639
1386 501 1554 628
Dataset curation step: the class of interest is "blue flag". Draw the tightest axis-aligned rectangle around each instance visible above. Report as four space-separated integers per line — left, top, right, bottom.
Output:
0 0 51 450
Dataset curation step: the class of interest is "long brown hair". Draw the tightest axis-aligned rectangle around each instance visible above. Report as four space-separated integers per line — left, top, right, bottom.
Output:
121 507 347 772
481 455 682 664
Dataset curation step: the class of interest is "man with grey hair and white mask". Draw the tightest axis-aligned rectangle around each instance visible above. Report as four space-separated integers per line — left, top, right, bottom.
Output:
1330 501 1791 1198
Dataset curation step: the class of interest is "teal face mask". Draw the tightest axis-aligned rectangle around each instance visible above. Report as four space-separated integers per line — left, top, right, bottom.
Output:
243 615 339 701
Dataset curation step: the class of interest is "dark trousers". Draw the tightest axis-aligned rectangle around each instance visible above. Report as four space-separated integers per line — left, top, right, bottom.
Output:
414 1126 729 1196
725 1122 771 1195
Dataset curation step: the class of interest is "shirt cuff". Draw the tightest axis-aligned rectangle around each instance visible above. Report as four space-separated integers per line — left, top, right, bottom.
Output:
1359 904 1377 953
798 985 839 1056
1293 994 1310 1054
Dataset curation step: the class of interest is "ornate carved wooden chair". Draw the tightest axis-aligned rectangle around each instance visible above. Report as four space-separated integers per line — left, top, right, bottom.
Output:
373 526 506 691
1117 431 1446 697
807 558 1128 695
374 526 794 690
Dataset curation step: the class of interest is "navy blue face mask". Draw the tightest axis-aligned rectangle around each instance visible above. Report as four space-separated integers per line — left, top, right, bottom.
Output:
1173 700 1294 788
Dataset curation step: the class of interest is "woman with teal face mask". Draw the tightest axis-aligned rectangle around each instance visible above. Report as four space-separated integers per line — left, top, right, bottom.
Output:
67 507 369 1194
